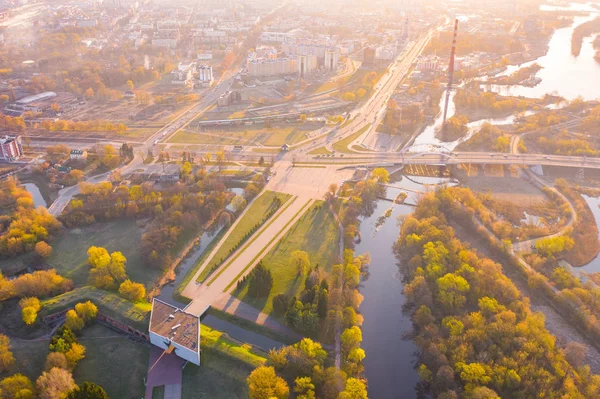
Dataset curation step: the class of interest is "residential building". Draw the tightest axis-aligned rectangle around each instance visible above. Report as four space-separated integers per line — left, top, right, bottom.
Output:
260 31 291 43
197 65 214 87
324 49 340 71
298 54 317 78
0 135 23 161
69 149 87 160
171 61 195 86
148 299 200 365
247 56 298 77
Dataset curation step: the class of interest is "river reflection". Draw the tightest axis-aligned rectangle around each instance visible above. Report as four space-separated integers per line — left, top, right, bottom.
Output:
357 199 420 398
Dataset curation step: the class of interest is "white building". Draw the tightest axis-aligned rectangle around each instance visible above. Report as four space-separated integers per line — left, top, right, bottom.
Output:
171 61 195 86
324 49 340 71
69 149 87 160
149 299 200 365
197 52 213 60
260 31 291 43
298 54 317 78
197 65 214 87
247 56 298 77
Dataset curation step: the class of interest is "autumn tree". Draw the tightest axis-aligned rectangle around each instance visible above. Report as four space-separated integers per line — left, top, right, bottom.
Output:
0 334 15 373
65 310 84 332
291 250 310 276
35 241 53 259
87 246 127 289
340 378 368 399
74 301 98 323
65 343 86 369
118 279 146 301
247 366 289 399
66 382 109 399
36 368 76 399
0 374 34 399
231 195 247 214
371 168 390 184
294 377 315 399
20 296 41 325
45 352 68 371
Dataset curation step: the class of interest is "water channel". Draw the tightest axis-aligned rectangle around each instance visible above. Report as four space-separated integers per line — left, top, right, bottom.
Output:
22 183 47 208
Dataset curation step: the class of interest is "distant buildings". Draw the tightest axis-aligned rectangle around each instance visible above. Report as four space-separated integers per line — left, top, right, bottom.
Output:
0 135 23 161
3 92 79 117
247 56 298 77
217 90 242 107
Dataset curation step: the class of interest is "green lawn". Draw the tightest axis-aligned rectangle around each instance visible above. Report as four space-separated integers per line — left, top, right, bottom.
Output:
168 125 317 147
182 325 266 399
196 191 292 283
40 286 151 331
307 146 332 155
234 201 340 315
75 324 149 399
2 339 49 380
332 125 370 153
47 220 161 289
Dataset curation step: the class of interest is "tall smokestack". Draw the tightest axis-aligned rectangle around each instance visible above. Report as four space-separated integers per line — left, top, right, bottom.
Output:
442 19 459 131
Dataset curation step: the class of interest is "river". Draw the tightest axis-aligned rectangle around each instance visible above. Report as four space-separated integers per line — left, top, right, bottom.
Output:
357 198 420 399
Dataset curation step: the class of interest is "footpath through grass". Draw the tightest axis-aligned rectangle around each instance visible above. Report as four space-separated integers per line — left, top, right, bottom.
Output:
47 220 161 289
197 191 292 283
332 124 370 153
182 325 266 399
234 201 340 315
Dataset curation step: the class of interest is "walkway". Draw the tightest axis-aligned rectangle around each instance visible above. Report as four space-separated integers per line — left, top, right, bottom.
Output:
183 195 314 316
144 347 184 399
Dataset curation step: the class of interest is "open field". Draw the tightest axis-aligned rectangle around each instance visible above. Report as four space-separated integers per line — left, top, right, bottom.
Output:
234 201 340 315
76 324 149 399
197 191 292 283
2 339 49 380
332 124 370 153
46 220 161 289
168 125 318 147
40 286 151 331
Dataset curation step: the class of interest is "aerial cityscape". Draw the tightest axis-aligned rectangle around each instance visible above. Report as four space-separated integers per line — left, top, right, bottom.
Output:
1 0 600 398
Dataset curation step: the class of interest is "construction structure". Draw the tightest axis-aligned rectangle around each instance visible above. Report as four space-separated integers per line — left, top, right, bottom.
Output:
148 299 200 365
441 19 459 132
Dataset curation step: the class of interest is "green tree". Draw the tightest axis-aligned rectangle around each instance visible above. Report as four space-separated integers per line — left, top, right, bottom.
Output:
341 326 362 355
246 366 289 399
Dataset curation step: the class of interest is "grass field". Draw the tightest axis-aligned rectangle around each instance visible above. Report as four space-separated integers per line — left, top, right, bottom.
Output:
76 324 149 399
168 125 316 147
182 325 266 399
332 125 370 153
196 191 292 283
46 220 162 289
40 286 151 331
234 201 340 315
3 339 49 380
307 146 332 155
